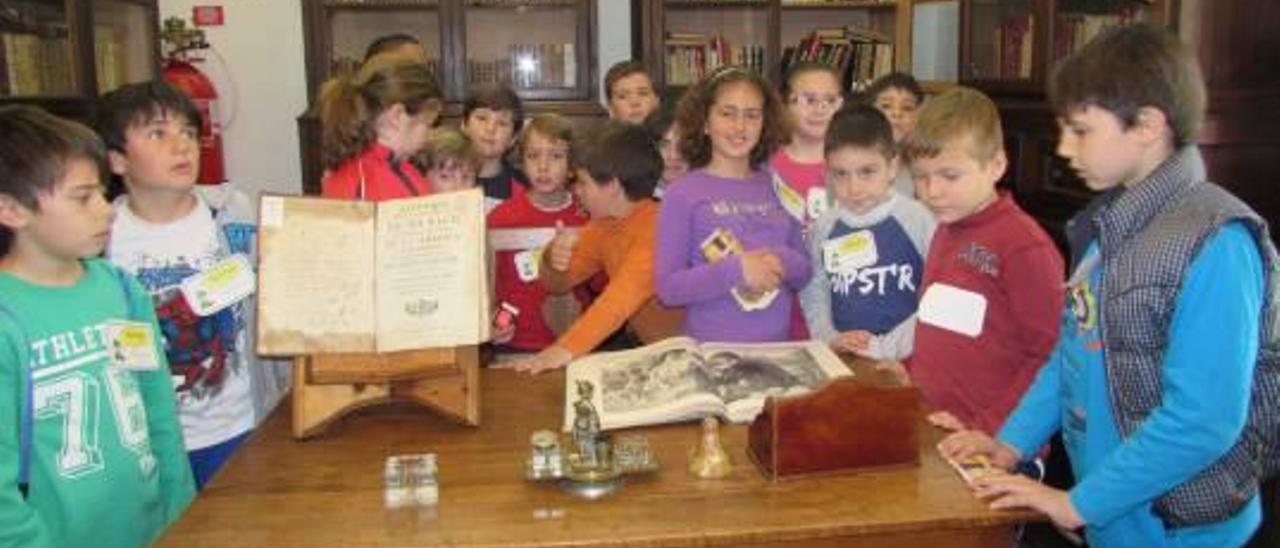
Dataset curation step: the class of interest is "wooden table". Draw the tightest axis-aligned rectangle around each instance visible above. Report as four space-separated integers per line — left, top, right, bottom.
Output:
160 368 1035 547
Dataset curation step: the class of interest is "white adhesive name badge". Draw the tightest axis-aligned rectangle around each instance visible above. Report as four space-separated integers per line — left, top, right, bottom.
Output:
772 175 806 222
823 230 878 272
180 254 256 317
514 248 543 282
103 320 162 371
918 283 987 338
805 187 828 220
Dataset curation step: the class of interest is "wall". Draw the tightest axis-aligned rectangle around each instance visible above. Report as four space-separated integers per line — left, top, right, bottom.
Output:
159 0 308 196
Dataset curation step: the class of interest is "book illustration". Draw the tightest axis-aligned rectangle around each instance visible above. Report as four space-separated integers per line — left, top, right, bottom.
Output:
563 337 852 432
700 228 779 311
256 189 489 355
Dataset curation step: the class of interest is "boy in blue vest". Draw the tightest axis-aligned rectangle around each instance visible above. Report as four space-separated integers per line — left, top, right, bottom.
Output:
940 24 1276 546
0 106 195 546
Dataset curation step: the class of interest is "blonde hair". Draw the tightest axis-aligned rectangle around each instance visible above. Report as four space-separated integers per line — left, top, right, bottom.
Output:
901 86 1002 164
418 128 482 172
315 57 442 168
519 113 575 160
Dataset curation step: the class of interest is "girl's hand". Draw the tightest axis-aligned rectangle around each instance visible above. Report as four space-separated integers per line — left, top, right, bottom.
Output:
512 346 573 376
833 330 873 353
740 250 783 293
927 411 968 432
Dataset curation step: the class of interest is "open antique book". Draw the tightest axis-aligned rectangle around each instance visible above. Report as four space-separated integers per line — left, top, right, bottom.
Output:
563 337 852 431
255 189 489 355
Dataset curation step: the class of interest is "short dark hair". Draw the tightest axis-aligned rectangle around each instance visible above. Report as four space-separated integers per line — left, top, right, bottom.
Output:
825 104 896 159
363 33 421 63
95 79 202 153
642 103 678 143
604 60 653 101
463 84 524 132
0 106 106 256
1050 23 1205 147
781 61 844 100
675 66 790 170
866 72 925 105
576 121 661 201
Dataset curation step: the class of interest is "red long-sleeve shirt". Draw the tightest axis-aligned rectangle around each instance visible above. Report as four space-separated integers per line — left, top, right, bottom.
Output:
321 143 431 201
907 193 1064 435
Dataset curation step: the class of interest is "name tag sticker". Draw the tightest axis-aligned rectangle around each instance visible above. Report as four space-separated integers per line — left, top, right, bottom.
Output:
514 248 543 282
823 230 878 272
806 187 828 220
771 174 806 222
103 320 162 371
918 283 987 338
180 254 256 317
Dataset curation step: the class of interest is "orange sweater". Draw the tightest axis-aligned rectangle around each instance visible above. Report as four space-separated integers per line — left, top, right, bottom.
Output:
541 200 684 355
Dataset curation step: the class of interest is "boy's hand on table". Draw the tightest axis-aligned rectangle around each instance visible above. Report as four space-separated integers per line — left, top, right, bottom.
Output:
972 474 1085 531
937 430 1020 471
927 410 967 432
513 345 573 376
832 330 873 354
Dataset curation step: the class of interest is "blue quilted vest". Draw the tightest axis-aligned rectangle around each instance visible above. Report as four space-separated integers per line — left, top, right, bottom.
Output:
1065 147 1280 527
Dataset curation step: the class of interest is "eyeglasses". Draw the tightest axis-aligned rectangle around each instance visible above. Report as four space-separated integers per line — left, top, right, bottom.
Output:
790 93 843 110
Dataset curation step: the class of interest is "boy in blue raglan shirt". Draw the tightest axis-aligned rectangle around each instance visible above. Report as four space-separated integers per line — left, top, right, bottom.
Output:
0 106 195 547
99 81 290 489
940 24 1277 546
800 105 934 360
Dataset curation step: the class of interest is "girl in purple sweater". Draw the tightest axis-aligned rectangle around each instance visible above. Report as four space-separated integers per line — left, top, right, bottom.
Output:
655 66 812 342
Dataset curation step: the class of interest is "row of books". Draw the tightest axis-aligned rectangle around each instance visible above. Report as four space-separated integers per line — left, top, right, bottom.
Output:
780 26 893 93
1052 7 1140 64
664 32 764 86
468 42 577 89
0 31 73 97
993 14 1034 80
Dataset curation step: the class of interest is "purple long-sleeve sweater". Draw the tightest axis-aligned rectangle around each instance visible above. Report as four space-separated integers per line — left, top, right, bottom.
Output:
655 168 812 342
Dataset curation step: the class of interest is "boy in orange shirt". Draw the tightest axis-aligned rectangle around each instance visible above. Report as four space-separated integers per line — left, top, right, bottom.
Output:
512 122 684 374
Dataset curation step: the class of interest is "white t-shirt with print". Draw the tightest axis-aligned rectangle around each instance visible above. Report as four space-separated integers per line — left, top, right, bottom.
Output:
107 194 255 451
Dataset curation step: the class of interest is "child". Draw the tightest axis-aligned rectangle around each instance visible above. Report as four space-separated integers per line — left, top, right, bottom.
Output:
770 62 845 228
0 106 195 546
488 114 590 352
643 104 689 197
655 66 812 342
800 105 935 361
318 57 443 200
940 24 1275 546
418 128 482 194
510 122 685 374
604 60 660 124
98 80 290 488
866 72 925 197
898 86 1064 436
462 84 527 212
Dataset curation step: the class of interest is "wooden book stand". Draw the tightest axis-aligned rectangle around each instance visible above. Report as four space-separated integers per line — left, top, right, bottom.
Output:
291 345 481 439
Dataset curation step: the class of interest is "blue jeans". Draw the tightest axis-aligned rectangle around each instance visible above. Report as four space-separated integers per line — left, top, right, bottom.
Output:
188 430 251 489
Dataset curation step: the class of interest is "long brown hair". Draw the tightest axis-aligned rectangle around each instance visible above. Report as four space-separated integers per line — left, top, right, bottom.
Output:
675 66 790 171
316 57 442 168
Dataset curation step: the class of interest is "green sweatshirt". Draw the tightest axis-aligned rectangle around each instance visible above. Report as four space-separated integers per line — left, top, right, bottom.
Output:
0 259 195 547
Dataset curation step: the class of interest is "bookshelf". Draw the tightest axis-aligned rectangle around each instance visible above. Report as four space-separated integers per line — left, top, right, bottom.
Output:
956 0 1280 249
298 0 603 194
0 0 159 120
634 0 911 92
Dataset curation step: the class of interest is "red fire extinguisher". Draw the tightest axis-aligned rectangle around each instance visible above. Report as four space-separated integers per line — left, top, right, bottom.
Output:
160 17 225 185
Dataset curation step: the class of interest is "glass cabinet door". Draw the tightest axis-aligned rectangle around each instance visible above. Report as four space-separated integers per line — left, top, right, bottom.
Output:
464 0 588 100
0 0 77 97
962 0 1035 82
92 0 158 94
324 1 443 93
779 0 900 92
662 0 769 87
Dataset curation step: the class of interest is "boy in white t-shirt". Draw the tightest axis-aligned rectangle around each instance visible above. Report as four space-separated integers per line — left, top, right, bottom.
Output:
98 80 290 488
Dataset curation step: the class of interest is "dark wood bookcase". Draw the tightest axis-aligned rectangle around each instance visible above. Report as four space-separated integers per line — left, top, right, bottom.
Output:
0 0 160 121
957 0 1280 246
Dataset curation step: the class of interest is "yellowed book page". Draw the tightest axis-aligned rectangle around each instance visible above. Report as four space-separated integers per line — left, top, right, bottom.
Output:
373 189 487 351
256 196 376 355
